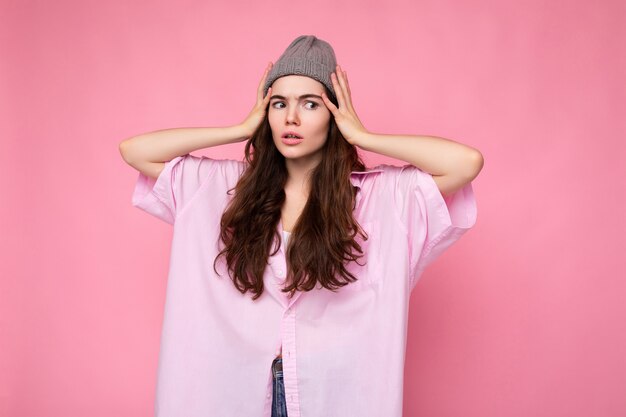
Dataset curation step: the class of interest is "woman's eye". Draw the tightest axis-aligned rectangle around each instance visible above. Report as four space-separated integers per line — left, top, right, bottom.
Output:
271 101 318 110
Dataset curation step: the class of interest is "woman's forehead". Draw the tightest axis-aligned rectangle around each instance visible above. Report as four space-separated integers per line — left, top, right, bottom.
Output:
272 75 324 94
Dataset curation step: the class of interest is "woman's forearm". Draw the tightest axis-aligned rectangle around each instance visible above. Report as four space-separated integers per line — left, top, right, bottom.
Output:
356 132 483 179
119 124 250 164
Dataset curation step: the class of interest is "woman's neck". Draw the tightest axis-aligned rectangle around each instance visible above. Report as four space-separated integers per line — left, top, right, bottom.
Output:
284 157 320 196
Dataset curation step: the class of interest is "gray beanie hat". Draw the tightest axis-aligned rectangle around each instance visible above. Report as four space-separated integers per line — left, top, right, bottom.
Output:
263 35 338 101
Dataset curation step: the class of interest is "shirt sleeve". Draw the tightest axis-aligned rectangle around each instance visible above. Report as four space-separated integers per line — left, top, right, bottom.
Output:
388 163 478 289
131 153 219 225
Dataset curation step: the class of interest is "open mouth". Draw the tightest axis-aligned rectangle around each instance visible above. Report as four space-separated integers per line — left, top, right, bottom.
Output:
282 132 303 139
281 131 304 145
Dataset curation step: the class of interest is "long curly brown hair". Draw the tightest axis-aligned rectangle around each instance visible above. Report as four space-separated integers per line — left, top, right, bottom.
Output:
213 91 370 300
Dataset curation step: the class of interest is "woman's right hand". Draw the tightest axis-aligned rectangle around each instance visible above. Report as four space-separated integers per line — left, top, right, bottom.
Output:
239 62 274 139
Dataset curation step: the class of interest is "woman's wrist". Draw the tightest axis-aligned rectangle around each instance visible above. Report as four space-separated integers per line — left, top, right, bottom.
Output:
233 123 253 143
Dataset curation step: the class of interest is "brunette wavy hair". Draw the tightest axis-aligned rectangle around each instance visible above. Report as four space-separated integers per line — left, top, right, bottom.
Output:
213 90 370 300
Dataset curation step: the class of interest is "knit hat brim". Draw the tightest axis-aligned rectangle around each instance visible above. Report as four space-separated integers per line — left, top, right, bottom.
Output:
262 35 338 101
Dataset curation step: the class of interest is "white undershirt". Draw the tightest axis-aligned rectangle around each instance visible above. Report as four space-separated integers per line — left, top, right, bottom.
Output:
282 230 291 245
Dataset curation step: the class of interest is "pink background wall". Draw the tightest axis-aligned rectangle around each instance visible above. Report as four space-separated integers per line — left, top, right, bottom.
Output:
2 0 625 416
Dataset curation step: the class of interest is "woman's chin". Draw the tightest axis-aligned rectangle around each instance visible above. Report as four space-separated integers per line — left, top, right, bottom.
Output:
278 148 307 159
274 142 324 163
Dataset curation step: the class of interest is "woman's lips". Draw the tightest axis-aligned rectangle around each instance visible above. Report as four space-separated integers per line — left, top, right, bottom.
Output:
281 137 304 145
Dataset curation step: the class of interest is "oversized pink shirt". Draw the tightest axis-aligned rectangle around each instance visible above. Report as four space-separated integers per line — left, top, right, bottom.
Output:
131 153 477 417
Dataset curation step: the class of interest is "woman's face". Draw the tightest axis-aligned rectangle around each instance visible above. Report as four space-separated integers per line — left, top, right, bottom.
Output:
268 75 331 166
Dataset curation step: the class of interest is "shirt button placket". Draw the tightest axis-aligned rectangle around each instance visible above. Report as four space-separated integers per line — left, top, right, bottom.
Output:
281 305 300 415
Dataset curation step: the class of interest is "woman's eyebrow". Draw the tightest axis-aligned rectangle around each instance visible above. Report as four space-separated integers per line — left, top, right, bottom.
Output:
270 94 323 101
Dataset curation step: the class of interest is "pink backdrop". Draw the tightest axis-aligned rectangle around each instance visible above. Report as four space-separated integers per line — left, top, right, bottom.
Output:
2 0 625 416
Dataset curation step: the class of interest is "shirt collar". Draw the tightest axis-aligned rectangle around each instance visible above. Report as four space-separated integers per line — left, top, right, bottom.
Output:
349 168 384 188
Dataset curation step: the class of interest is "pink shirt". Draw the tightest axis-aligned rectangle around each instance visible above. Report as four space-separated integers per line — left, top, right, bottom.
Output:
131 153 477 417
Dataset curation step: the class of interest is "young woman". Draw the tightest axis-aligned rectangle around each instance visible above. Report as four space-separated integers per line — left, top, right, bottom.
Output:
120 35 482 417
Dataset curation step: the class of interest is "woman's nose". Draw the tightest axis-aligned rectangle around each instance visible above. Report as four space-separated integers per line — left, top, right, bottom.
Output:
286 108 299 124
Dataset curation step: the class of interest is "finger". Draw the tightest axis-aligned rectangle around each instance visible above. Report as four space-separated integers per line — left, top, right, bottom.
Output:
257 64 268 93
258 62 273 99
264 87 272 104
331 72 346 110
343 71 357 116
336 67 354 113
343 70 352 100
260 63 272 95
321 92 337 116
333 73 350 111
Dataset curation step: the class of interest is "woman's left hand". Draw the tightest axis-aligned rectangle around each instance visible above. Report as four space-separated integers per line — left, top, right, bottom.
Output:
321 65 370 146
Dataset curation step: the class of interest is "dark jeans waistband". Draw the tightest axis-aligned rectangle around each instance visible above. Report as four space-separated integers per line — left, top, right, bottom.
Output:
272 357 283 378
